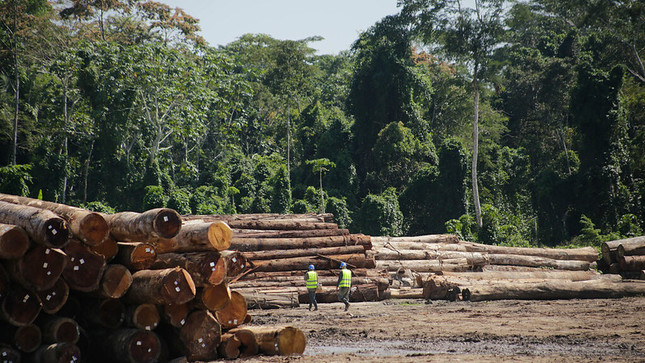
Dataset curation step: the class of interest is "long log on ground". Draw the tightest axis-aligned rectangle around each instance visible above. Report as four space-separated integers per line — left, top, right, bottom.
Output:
183 212 334 223
215 291 248 329
38 315 79 344
0 193 109 246
190 283 231 312
375 259 472 273
299 283 381 303
99 329 161 363
151 251 226 286
0 322 41 353
104 208 182 241
243 245 366 260
230 275 390 291
389 288 424 299
229 326 306 356
124 267 196 305
372 241 469 252
371 234 460 244
95 264 132 299
225 219 338 230
0 201 69 248
35 278 69 314
0 223 30 259
1 284 42 326
602 239 628 264
230 234 371 252
440 270 604 281
250 253 375 272
465 279 645 301
115 242 157 271
482 264 569 272
242 292 300 309
619 255 645 271
230 328 259 358
29 342 81 363
214 268 381 281
150 221 232 254
176 309 222 361
487 254 591 270
8 245 68 291
218 333 242 359
372 249 489 265
233 228 350 239
124 303 159 331
62 240 106 292
460 242 598 262
616 236 645 258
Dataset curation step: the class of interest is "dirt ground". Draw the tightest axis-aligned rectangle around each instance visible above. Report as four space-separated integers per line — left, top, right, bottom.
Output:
231 296 645 363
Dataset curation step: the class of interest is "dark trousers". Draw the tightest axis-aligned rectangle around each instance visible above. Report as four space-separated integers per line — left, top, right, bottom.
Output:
307 288 318 309
338 286 350 307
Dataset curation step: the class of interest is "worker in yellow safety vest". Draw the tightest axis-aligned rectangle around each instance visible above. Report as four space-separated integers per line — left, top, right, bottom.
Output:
304 264 318 311
336 261 352 311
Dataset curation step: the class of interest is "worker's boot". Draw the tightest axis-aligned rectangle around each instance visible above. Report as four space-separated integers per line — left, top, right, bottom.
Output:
313 306 318 311
308 305 312 311
344 302 350 311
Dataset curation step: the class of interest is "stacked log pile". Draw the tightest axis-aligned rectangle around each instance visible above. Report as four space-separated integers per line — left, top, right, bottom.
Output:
182 213 389 308
600 236 645 279
0 193 305 362
371 234 645 301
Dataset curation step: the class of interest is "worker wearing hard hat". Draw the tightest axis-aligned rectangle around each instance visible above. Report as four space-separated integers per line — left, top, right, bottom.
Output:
305 264 319 311
337 261 352 311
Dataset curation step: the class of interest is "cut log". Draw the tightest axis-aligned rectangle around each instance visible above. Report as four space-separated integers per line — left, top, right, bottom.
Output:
183 212 333 223
62 240 106 292
460 242 598 262
619 255 645 271
0 200 69 248
38 315 79 344
299 283 381 303
215 291 247 329
104 208 182 241
440 270 603 281
220 250 248 278
82 298 125 329
230 234 370 252
466 279 645 301
0 223 30 259
602 240 625 265
422 275 461 300
124 267 196 305
161 302 189 328
29 342 81 363
192 282 231 312
389 288 424 299
372 249 489 265
615 236 645 258
230 275 390 291
237 268 374 280
218 333 241 359
231 328 259 358
35 277 69 314
101 329 161 363
89 236 119 262
487 254 591 270
223 219 337 230
151 251 226 286
250 253 375 272
96 264 132 299
230 326 305 356
0 284 42 326
0 193 109 246
125 303 160 331
242 292 300 309
372 241 469 252
150 221 233 254
371 234 460 244
234 228 350 238
9 245 68 291
115 242 157 271
242 245 366 260
375 258 471 273
0 322 41 353
178 309 221 361
0 345 21 361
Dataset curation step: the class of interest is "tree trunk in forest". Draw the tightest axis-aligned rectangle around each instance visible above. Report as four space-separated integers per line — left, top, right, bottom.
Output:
0 201 69 248
115 242 157 271
215 291 248 329
150 221 232 253
104 208 182 241
0 223 29 259
151 251 226 286
0 193 109 246
229 326 306 356
231 234 371 252
123 267 196 305
178 310 221 361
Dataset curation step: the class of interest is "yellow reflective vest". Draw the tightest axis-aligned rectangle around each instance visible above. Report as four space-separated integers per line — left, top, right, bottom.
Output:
306 271 318 289
339 268 352 288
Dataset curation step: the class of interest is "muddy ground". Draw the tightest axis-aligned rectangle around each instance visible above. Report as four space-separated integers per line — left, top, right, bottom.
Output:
232 296 645 363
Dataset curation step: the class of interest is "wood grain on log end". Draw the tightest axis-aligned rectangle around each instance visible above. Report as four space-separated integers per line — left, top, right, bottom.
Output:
63 240 106 292
215 291 247 329
90 236 119 262
99 264 133 299
78 212 110 246
208 221 232 250
161 267 196 305
152 208 182 239
0 223 30 259
14 324 42 353
1 284 42 326
199 282 231 312
18 246 68 291
179 310 221 361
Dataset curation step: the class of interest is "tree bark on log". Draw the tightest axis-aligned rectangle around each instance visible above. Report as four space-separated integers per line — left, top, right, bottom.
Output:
96 264 132 299
178 309 221 361
487 254 591 270
215 291 247 329
615 236 645 258
230 275 389 291
35 278 69 314
250 253 375 272
183 212 334 223
220 250 248 278
0 193 109 246
218 333 241 359
62 240 106 292
233 228 349 239
150 221 232 254
371 234 460 244
0 201 69 248
388 288 424 299
100 329 161 363
9 245 68 291
124 267 196 305
124 303 159 331
216 219 337 231
1 284 42 326
0 322 41 353
375 259 471 273
242 292 300 309
151 251 226 287
231 234 371 252
440 270 603 281
115 242 157 271
104 208 182 241
0 222 30 259
371 249 489 265
460 242 598 262
38 315 79 344
229 326 306 356
29 342 81 363
372 241 469 252
243 245 366 260
299 283 381 303
619 255 645 271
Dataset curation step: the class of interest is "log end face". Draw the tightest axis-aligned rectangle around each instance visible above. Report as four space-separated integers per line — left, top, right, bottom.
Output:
78 212 110 246
277 326 306 355
161 268 196 305
55 318 80 344
208 221 233 251
15 324 42 353
0 225 30 259
132 303 160 331
153 209 182 239
127 330 161 363
101 264 133 299
201 283 231 312
45 218 70 248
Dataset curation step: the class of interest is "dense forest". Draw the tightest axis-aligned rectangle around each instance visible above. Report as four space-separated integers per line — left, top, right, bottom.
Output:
0 0 643 248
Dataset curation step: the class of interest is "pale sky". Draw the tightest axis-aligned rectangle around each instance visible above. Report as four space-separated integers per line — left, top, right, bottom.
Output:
160 0 401 55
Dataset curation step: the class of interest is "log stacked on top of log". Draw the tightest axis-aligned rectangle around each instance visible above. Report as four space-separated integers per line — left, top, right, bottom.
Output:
0 193 307 362
601 236 645 278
